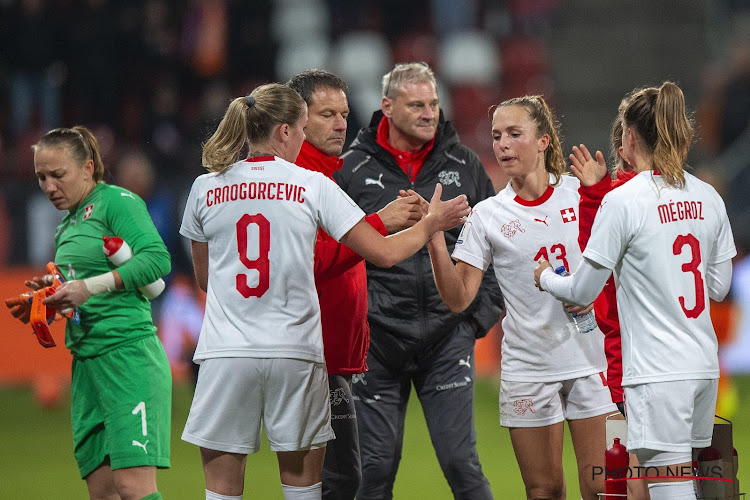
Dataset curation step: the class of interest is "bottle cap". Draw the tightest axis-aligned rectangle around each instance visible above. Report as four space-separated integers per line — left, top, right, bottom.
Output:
698 446 722 461
102 235 124 257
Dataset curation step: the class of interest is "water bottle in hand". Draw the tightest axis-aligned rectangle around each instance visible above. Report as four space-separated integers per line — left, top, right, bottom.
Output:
554 266 597 333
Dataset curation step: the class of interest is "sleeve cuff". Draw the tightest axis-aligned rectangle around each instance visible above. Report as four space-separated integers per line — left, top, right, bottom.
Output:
579 176 613 201
365 213 388 236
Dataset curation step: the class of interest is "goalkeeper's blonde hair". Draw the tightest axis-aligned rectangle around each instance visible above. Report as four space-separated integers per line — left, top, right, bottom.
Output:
33 126 106 183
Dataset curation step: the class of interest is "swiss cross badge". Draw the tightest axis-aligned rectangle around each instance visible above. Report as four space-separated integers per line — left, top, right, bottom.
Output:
83 204 94 220
560 207 576 223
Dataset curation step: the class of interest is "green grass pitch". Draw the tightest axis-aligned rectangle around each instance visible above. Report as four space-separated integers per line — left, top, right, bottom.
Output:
1 376 748 498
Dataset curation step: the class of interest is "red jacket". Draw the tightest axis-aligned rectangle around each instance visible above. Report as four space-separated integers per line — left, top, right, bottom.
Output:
296 141 388 374
578 170 636 403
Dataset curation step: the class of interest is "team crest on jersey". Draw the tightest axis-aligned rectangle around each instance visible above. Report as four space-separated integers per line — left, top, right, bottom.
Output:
501 219 525 238
329 388 350 406
438 170 461 187
513 398 535 415
560 207 576 223
83 204 94 220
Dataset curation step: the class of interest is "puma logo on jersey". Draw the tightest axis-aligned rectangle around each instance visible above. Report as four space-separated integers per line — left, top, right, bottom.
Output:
513 398 535 415
534 216 548 226
501 219 525 238
120 192 136 200
458 355 471 369
365 173 385 189
330 387 350 406
439 170 461 187
132 439 149 454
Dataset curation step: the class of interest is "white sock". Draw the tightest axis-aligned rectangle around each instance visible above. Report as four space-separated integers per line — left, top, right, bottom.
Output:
647 481 696 499
281 482 322 499
205 490 242 500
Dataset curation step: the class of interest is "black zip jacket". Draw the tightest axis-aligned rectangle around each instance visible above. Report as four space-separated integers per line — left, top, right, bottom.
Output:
336 110 505 366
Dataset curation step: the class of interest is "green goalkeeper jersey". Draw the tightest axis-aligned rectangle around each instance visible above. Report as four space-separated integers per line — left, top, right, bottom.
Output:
54 183 171 358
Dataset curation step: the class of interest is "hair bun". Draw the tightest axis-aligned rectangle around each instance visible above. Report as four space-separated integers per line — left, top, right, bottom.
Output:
246 95 256 107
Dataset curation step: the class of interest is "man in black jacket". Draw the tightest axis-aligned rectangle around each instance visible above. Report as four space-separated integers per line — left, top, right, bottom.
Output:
335 62 503 500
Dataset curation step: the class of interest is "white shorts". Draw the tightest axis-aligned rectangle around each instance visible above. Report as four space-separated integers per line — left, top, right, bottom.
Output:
182 357 334 453
499 372 616 427
624 378 718 454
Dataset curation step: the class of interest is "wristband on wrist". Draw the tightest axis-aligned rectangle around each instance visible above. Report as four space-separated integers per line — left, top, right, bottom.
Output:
83 272 116 296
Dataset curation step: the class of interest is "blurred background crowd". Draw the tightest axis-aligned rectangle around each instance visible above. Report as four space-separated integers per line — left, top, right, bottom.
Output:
1 0 749 382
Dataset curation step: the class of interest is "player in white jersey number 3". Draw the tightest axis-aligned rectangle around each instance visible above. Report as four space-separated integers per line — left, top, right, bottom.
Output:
535 82 736 500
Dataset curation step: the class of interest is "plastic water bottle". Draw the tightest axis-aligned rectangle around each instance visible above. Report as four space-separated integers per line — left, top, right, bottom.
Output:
102 236 166 299
554 266 597 333
605 437 628 496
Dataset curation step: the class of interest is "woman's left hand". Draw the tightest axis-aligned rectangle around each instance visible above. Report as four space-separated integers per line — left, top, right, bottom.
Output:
42 280 90 312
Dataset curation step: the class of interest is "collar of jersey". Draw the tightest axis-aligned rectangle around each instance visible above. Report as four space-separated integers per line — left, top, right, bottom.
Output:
513 184 554 207
245 155 276 163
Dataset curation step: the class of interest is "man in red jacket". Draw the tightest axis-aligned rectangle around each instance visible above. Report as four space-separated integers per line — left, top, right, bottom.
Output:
287 69 422 500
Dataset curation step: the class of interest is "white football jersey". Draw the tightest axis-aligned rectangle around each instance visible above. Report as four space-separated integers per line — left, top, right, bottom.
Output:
453 175 607 382
180 156 365 363
584 171 736 385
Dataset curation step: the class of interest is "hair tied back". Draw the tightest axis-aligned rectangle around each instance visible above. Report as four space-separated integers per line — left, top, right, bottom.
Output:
246 95 256 107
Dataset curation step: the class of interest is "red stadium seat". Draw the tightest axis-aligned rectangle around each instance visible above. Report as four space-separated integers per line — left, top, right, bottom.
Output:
448 85 500 153
391 31 438 68
499 36 554 99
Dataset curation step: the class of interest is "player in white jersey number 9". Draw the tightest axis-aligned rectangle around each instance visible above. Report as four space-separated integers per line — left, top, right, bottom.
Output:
179 83 470 500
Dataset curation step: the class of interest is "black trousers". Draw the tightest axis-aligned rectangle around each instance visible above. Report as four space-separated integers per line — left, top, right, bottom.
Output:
322 374 361 500
353 321 493 499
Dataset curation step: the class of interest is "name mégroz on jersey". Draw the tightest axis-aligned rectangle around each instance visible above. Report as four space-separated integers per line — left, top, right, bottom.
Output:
657 200 704 224
206 182 306 207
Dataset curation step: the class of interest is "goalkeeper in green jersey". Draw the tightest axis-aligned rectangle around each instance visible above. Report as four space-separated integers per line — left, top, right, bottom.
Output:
27 126 171 500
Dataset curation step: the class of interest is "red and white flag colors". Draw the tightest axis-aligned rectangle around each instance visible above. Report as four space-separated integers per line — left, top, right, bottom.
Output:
560 207 576 223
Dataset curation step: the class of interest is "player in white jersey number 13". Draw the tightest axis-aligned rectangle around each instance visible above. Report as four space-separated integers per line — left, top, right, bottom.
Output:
535 82 736 500
179 83 470 500
428 95 614 500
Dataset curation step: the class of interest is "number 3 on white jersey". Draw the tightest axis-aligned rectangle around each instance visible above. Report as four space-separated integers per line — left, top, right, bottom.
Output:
673 233 705 318
236 214 270 298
